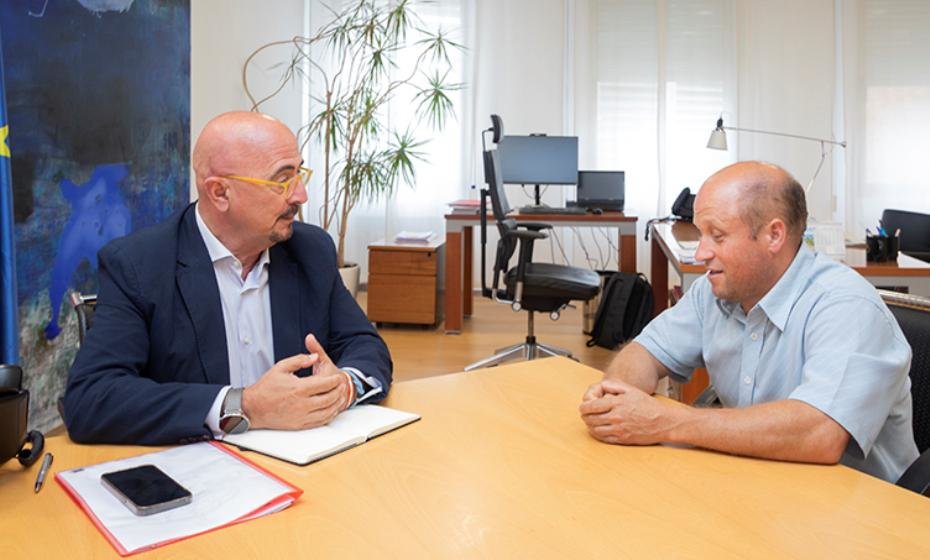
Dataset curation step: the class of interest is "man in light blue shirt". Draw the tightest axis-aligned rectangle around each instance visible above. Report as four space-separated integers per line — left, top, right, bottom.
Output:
579 161 918 482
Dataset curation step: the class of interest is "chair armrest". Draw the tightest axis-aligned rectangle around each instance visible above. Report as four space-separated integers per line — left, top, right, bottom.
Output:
896 447 930 497
510 230 545 270
515 221 553 231
502 229 546 287
505 228 548 241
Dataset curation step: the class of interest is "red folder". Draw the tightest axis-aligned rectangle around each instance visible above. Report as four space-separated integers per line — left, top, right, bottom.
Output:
56 441 302 556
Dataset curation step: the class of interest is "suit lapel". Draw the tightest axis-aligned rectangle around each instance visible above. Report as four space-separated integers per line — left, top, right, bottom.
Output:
269 243 302 362
176 206 230 385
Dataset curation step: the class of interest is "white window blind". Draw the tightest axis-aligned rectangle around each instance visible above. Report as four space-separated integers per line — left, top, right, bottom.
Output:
849 0 930 234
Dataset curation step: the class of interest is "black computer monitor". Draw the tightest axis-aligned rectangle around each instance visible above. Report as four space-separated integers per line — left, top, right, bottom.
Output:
497 135 578 185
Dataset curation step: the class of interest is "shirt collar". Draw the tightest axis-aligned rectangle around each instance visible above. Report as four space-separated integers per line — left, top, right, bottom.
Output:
194 203 270 271
716 298 741 321
754 245 814 331
713 244 813 330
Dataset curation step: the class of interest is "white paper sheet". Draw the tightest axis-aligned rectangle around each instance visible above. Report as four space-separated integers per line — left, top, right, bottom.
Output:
57 442 299 555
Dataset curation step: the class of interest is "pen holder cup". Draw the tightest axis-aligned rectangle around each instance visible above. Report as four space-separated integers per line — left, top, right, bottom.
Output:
866 235 899 262
887 236 899 260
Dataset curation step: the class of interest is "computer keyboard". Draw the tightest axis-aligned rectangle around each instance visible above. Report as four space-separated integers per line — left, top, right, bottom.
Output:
518 205 588 215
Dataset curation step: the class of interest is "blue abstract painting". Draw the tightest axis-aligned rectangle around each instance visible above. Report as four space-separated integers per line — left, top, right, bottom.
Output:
0 0 190 431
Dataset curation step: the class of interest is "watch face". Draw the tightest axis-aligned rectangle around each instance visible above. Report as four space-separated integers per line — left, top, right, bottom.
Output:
220 415 249 435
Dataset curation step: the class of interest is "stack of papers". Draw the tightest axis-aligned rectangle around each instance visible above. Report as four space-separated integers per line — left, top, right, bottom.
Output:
680 253 703 265
447 199 486 214
394 230 433 243
56 442 301 556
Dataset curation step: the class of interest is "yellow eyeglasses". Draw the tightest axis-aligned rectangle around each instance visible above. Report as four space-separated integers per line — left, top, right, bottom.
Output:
223 166 313 198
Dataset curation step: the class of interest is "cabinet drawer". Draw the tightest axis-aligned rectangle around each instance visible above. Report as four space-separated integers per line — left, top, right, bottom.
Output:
367 274 437 324
369 249 438 276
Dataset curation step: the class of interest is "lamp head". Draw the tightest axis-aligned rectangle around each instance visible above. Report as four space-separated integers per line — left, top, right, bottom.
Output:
707 117 727 150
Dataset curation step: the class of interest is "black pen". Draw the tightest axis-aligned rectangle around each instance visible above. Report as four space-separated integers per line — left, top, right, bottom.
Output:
34 452 53 493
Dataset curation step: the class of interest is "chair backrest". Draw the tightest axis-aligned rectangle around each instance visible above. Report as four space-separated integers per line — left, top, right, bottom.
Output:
881 209 930 257
880 290 930 453
69 292 98 346
60 292 97 422
482 148 519 293
484 148 512 221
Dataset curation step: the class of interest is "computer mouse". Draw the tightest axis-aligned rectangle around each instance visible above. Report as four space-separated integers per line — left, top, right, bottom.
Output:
590 207 603 215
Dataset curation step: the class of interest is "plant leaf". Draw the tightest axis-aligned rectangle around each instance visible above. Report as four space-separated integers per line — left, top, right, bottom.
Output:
413 69 464 128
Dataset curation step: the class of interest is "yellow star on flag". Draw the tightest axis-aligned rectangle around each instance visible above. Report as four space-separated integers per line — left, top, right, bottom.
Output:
0 125 9 158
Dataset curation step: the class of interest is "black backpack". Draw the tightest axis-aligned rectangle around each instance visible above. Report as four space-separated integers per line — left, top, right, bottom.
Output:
586 272 654 350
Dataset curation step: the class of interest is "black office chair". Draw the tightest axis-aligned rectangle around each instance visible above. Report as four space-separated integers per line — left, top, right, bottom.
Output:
464 117 601 371
879 290 930 496
881 209 930 263
70 291 97 345
58 292 97 422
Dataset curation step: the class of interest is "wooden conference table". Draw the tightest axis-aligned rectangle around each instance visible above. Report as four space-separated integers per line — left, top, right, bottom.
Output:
2 358 929 558
651 221 930 315
444 210 638 333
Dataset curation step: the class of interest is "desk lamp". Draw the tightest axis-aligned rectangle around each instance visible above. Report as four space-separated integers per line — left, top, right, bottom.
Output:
706 117 846 193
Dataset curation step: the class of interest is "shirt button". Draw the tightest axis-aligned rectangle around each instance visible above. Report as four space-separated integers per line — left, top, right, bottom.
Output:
743 376 751 384
243 338 251 345
750 332 759 341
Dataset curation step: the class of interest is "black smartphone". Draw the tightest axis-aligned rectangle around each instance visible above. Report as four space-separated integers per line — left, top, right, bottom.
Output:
100 464 192 516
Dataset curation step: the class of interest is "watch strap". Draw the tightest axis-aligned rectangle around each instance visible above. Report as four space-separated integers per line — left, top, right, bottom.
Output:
219 387 250 435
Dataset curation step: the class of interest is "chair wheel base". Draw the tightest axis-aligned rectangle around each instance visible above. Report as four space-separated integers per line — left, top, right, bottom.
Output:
464 340 573 371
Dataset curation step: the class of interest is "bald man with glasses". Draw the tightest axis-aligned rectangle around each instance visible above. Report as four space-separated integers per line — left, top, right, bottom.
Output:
64 112 393 445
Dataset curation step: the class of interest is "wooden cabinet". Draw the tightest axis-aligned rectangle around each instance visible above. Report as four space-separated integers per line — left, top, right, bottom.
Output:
367 239 444 326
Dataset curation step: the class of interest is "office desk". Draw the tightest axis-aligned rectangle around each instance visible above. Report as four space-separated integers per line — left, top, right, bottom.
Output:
444 211 638 333
651 221 930 315
3 357 929 558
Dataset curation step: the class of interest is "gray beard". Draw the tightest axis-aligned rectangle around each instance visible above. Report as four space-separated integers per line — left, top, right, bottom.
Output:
269 205 299 244
270 222 294 244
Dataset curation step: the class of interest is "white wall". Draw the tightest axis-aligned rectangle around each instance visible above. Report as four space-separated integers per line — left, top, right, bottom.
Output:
190 0 306 200
470 0 571 269
189 1 913 287
472 0 567 211
473 0 566 137
473 1 849 280
733 0 837 222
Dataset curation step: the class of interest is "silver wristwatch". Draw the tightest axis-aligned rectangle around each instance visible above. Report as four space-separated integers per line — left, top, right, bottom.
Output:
219 387 251 435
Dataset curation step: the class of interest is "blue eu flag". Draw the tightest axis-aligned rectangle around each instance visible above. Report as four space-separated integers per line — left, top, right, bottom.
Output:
0 28 20 366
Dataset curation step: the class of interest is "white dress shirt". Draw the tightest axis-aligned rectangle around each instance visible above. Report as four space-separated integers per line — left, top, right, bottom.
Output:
195 205 380 438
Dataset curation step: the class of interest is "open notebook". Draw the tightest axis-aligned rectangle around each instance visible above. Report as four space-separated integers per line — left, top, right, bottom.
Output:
223 404 420 465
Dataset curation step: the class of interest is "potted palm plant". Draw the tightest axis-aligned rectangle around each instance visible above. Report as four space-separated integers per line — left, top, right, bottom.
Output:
242 0 463 294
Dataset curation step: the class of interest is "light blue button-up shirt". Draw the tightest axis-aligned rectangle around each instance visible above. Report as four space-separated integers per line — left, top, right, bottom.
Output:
637 245 919 482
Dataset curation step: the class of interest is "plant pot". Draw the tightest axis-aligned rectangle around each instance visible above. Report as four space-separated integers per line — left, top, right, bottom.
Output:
338 262 360 298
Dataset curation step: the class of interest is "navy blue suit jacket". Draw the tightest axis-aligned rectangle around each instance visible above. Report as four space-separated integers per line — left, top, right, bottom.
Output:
64 204 392 445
